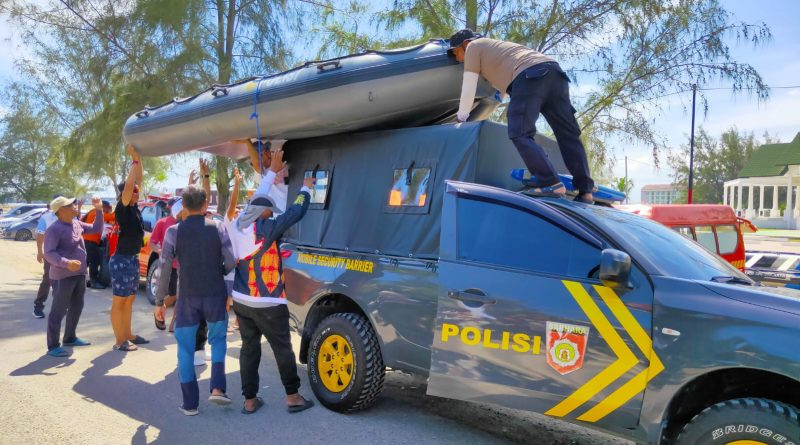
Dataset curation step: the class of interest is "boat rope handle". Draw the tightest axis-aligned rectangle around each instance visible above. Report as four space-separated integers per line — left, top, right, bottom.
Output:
249 77 268 176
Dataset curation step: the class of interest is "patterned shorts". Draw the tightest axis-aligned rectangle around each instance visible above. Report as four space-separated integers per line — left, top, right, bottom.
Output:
110 254 139 297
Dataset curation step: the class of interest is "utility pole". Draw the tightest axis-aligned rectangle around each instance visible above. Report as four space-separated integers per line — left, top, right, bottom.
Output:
688 83 697 204
624 155 628 204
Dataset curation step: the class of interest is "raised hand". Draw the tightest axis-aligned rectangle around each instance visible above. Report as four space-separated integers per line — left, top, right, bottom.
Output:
199 158 210 177
92 197 102 210
188 169 198 186
233 167 242 185
270 149 284 173
127 144 140 161
303 175 316 189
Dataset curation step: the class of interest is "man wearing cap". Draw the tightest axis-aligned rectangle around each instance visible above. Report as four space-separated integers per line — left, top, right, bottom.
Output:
449 29 595 203
83 200 115 289
154 185 236 416
43 196 105 357
230 147 316 414
33 195 62 319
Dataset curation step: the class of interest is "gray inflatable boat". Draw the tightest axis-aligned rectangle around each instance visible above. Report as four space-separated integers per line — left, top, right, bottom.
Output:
123 39 499 157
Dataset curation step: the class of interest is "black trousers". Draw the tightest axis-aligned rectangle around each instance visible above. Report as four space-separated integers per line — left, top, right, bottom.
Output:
35 260 51 311
506 62 595 195
85 241 101 285
233 302 300 398
47 275 85 350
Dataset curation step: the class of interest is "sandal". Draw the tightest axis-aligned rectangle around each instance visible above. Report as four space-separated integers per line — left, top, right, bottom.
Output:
129 335 150 345
209 393 232 406
47 347 69 357
154 314 166 331
524 182 566 198
242 397 264 415
287 396 315 413
113 341 138 352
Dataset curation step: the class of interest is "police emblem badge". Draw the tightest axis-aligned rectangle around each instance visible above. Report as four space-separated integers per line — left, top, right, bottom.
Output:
546 321 590 375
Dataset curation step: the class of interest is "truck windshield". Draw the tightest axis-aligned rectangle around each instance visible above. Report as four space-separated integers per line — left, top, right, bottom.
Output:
576 205 752 283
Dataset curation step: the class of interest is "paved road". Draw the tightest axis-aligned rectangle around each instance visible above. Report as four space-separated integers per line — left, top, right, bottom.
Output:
0 239 628 445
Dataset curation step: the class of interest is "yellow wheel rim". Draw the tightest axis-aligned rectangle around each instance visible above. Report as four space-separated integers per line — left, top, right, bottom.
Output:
727 441 769 445
317 334 354 393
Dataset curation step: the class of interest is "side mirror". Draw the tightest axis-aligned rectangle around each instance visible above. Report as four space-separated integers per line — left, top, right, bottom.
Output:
599 249 631 289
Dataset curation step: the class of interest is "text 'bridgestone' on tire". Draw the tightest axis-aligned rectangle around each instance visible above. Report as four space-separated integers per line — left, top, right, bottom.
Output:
307 312 385 413
676 397 800 445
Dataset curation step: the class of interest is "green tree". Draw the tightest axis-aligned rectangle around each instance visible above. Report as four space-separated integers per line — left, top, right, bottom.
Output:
668 127 760 204
0 86 80 202
323 0 769 165
614 176 634 202
2 0 302 210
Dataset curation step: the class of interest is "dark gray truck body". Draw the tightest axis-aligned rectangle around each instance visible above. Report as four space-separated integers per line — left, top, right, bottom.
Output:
278 122 800 444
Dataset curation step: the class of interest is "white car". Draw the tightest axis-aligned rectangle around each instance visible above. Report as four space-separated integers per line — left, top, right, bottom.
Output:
0 208 47 230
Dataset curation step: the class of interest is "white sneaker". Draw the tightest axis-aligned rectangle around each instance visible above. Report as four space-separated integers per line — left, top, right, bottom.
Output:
194 350 205 366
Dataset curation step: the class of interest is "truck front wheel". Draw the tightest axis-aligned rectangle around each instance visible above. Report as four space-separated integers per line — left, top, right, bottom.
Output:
307 312 385 412
676 398 800 445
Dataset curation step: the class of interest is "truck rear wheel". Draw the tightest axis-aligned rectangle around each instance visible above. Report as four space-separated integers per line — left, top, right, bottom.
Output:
676 398 800 445
307 312 385 412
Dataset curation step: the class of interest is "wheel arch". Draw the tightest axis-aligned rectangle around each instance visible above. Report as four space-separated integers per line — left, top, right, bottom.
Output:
298 293 379 364
660 367 800 443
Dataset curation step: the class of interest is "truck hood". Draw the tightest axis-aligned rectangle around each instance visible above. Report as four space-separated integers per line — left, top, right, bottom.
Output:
702 281 800 316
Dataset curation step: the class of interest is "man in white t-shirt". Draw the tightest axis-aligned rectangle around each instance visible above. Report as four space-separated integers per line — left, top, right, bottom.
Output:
33 196 62 319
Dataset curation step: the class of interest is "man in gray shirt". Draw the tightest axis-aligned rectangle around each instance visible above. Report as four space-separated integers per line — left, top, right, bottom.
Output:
154 186 236 416
43 196 104 357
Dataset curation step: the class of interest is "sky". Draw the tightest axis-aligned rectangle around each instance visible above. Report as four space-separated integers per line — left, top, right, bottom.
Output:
1 0 798 202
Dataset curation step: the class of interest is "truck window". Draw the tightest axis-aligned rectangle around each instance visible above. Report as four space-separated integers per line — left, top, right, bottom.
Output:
303 169 330 205
672 226 694 240
456 197 600 278
695 225 717 253
389 168 430 207
715 225 738 254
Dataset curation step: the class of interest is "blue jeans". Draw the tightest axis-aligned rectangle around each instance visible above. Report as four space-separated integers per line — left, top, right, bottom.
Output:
506 62 595 195
174 295 228 410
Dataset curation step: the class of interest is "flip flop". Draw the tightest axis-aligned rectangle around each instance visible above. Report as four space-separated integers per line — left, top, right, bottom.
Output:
129 335 150 345
47 347 69 357
241 397 264 415
113 341 138 352
209 393 232 406
287 397 315 413
154 314 166 331
524 182 567 198
63 338 91 347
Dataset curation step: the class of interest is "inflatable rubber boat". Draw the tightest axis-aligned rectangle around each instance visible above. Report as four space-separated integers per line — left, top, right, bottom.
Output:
123 39 499 157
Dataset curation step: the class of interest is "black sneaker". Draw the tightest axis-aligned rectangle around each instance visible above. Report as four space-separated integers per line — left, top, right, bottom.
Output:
33 308 45 319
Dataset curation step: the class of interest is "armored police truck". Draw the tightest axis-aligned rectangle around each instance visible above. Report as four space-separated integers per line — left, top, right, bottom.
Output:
277 121 800 444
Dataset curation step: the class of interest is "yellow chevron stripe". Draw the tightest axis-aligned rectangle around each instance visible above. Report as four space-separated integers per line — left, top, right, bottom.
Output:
545 281 638 418
576 286 664 422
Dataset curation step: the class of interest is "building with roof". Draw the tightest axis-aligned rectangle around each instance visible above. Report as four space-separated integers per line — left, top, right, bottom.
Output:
641 184 680 204
723 132 800 229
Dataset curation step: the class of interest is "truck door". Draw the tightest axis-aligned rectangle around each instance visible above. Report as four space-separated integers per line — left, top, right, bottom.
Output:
427 182 660 430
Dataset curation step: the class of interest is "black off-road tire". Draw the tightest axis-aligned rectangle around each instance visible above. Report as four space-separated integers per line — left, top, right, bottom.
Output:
676 397 800 445
145 260 159 305
15 229 32 241
307 312 385 413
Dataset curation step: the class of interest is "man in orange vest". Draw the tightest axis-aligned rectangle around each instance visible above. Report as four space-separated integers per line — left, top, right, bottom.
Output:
83 200 115 289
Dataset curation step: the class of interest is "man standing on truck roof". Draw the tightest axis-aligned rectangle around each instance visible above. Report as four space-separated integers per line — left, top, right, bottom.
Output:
449 29 595 203
154 186 236 416
228 147 316 415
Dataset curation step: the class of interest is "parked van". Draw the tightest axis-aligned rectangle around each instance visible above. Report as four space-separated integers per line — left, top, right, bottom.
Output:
615 204 754 270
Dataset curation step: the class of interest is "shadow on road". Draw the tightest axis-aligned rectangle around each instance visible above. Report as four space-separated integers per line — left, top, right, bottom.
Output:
9 355 77 376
